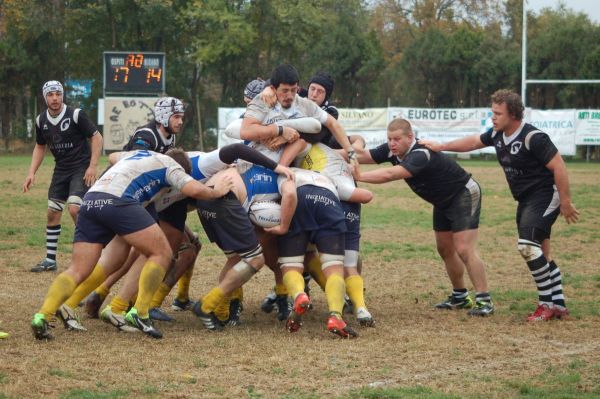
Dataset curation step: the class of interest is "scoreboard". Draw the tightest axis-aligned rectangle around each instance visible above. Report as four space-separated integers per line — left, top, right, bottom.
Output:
103 52 165 95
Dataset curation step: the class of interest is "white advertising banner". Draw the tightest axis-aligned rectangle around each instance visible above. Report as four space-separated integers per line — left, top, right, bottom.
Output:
528 109 576 156
103 97 158 151
575 110 600 145
338 108 388 130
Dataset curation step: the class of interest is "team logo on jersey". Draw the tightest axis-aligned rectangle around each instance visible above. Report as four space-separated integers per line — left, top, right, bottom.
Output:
510 141 522 155
496 141 502 148
43 123 49 130
60 118 71 131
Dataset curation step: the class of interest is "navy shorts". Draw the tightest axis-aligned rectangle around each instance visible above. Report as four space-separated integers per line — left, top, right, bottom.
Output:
158 198 192 232
516 185 560 241
196 192 258 254
48 164 89 203
342 201 361 252
74 193 157 245
278 186 346 258
433 178 481 232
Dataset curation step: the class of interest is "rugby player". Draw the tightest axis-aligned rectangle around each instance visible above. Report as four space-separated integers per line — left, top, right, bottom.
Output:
30 149 233 340
355 118 494 316
421 90 579 321
23 81 103 272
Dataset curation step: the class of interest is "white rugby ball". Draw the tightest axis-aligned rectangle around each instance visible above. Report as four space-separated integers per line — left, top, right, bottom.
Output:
249 201 281 228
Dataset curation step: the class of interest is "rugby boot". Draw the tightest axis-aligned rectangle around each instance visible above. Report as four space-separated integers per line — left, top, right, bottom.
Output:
56 304 87 331
171 298 194 311
435 294 474 310
31 259 57 272
526 304 555 322
31 313 54 340
226 299 243 326
84 291 105 318
275 295 292 321
553 306 570 320
192 301 224 331
149 307 174 322
356 307 375 327
100 306 138 333
327 313 358 339
260 291 277 314
467 300 495 317
125 307 163 338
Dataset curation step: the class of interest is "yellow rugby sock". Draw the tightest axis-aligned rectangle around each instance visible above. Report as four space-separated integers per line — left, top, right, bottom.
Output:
201 287 224 314
307 256 326 291
95 283 110 299
39 273 77 318
345 275 366 309
65 265 106 309
150 283 171 309
274 283 288 296
134 261 166 318
230 287 243 302
176 266 194 301
214 295 231 322
325 273 346 315
110 295 130 315
283 270 305 299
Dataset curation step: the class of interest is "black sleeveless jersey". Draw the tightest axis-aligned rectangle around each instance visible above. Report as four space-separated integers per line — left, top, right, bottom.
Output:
370 141 471 209
123 122 175 154
35 105 98 169
479 123 557 201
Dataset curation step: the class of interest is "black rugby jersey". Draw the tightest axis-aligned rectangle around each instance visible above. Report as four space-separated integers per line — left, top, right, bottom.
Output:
35 105 98 169
123 122 175 154
479 123 557 201
370 141 471 209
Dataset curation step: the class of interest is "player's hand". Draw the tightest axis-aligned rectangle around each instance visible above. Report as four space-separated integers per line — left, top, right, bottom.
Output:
419 139 444 152
263 136 287 151
282 127 299 143
23 174 35 193
264 224 288 235
351 163 361 181
213 175 234 197
560 201 580 224
347 149 359 169
84 166 97 187
260 86 277 107
274 165 295 181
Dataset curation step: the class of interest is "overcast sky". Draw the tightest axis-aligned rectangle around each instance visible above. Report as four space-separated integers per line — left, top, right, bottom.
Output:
527 0 600 23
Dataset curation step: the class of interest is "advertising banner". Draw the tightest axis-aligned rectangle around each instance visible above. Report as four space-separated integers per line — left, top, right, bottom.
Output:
575 110 600 145
103 97 158 151
528 109 576 156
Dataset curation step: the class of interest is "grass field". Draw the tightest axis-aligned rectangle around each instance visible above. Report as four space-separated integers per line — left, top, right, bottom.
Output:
1 155 600 399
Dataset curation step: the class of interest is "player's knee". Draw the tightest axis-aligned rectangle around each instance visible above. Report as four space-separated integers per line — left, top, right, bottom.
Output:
319 253 344 270
278 255 305 269
67 195 83 207
240 245 264 268
232 260 258 283
344 250 359 269
517 240 542 262
48 199 65 213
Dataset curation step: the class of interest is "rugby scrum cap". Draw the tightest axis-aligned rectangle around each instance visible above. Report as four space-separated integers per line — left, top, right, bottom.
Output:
308 72 334 101
244 79 265 100
154 97 185 128
42 80 64 98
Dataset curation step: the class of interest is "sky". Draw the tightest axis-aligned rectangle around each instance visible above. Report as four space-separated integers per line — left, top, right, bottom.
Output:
527 0 600 23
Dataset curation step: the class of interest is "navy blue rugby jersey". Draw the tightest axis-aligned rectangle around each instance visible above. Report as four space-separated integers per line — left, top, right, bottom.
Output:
123 122 175 154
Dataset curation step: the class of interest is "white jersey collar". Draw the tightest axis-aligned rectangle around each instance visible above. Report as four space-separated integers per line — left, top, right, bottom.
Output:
46 104 67 126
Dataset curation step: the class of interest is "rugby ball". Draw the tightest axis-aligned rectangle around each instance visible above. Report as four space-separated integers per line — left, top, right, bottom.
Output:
249 201 281 228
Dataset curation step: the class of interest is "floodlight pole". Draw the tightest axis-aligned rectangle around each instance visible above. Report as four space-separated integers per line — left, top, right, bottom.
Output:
521 0 527 105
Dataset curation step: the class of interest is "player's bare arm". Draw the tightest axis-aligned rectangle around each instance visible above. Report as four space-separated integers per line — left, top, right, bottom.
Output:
84 132 103 187
264 179 297 236
545 153 579 224
356 165 412 184
420 135 485 153
23 144 46 193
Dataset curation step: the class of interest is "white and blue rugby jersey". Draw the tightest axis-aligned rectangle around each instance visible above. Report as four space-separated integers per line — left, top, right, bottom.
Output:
154 149 229 212
89 150 193 204
277 168 338 199
241 165 281 211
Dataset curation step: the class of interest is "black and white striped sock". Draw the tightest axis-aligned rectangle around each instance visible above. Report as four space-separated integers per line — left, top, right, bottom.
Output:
526 252 553 307
548 260 566 308
45 224 61 263
452 288 468 301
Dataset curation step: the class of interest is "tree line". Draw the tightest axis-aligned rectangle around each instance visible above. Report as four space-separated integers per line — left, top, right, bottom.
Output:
1 0 599 150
